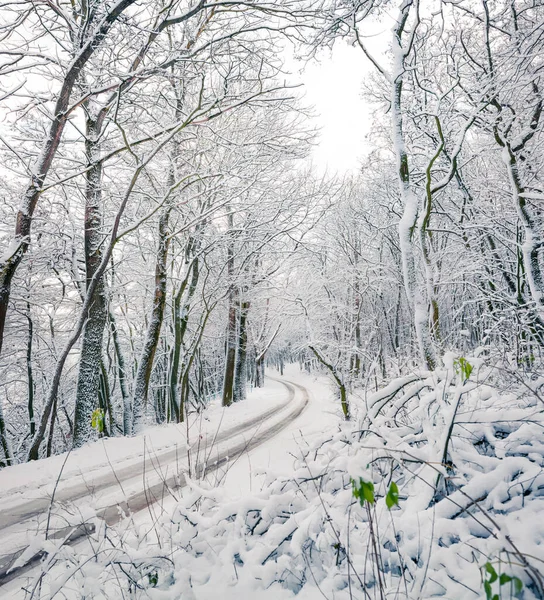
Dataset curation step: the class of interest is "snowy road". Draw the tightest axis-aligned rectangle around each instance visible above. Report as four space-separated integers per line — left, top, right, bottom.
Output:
0 376 310 585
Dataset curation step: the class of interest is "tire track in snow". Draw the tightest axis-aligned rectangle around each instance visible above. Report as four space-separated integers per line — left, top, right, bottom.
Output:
0 377 309 584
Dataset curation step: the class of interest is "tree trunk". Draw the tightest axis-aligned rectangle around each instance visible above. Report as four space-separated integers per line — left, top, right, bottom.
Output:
46 398 57 458
222 210 237 407
255 357 265 387
351 263 362 378
99 359 114 435
255 322 280 387
391 1 437 370
0 399 14 466
170 254 199 422
309 345 349 420
132 207 172 433
502 145 544 315
179 309 214 420
222 294 238 407
234 299 250 402
131 84 184 431
26 301 35 437
109 311 131 434
73 115 108 448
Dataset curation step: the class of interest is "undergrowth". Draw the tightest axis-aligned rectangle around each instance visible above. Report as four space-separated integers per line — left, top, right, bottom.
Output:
17 353 544 599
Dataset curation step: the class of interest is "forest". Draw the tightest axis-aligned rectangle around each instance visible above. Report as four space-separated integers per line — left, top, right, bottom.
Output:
0 0 543 599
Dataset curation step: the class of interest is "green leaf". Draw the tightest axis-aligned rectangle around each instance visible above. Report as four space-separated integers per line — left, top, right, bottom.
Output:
454 357 473 381
492 595 499 600
91 408 104 433
485 562 498 584
350 478 360 501
484 580 492 600
351 478 375 505
386 481 399 510
362 481 375 504
513 576 523 596
499 573 512 585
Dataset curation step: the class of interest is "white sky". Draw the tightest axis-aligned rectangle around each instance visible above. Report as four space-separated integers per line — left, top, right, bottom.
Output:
295 41 372 174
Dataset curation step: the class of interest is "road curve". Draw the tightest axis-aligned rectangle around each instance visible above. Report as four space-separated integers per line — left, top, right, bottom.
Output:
0 377 309 584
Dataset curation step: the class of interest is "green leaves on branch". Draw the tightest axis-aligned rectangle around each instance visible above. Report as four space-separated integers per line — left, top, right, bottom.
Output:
352 478 375 505
453 356 473 382
483 562 523 600
385 481 399 509
91 408 105 433
351 478 399 510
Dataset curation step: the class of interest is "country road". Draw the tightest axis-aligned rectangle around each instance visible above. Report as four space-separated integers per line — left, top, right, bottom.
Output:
0 377 309 585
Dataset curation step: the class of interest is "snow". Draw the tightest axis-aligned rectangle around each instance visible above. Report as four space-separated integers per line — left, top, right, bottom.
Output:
0 380 286 499
0 238 22 265
0 377 293 561
2 364 544 600
219 366 340 497
158 363 542 600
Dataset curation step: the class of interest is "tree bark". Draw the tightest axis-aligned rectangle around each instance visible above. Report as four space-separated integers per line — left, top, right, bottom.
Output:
109 311 131 434
255 356 265 387
178 309 214 421
0 398 13 466
26 301 35 437
255 323 280 388
502 146 544 315
170 254 199 421
132 206 172 433
46 398 57 458
73 114 109 448
391 0 437 370
222 210 237 407
99 359 114 435
308 345 349 420
233 299 250 402
222 294 238 407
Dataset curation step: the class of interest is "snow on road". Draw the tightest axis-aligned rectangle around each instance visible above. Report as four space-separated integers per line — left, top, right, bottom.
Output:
0 368 339 599
0 377 290 508
221 367 340 497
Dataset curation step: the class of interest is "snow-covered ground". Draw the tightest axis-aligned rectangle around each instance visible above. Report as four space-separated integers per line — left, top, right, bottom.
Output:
0 367 340 598
0 376 291 504
219 366 341 496
145 361 543 600
2 362 543 600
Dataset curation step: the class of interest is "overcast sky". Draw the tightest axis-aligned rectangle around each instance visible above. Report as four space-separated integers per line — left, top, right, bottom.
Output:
295 41 371 174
